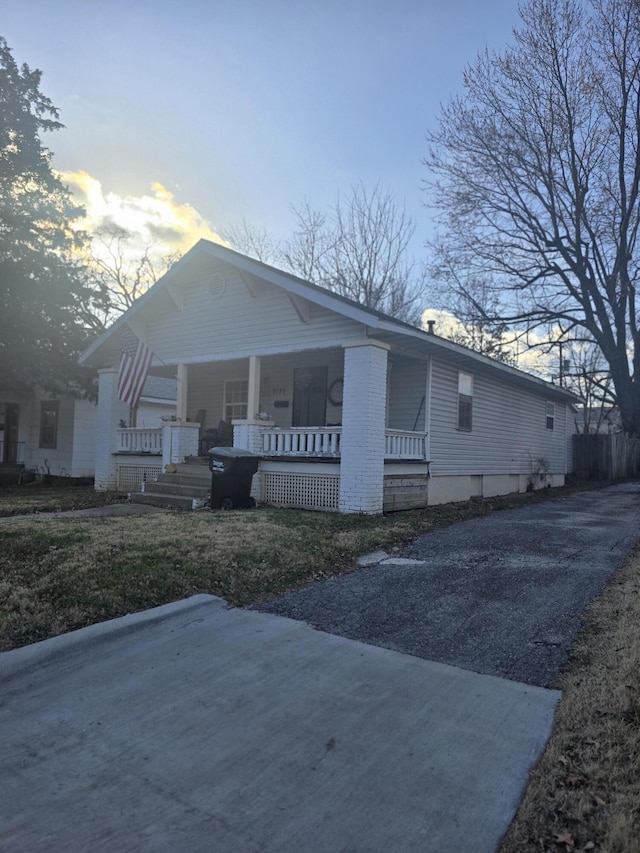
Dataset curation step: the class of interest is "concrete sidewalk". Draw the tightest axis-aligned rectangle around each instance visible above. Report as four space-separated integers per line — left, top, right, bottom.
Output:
1 595 558 853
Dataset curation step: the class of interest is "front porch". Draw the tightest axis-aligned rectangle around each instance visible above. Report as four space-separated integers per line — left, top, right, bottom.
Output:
99 340 430 513
113 423 428 510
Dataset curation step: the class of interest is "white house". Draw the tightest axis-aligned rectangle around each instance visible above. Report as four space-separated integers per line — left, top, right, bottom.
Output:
79 239 577 513
0 377 176 486
0 391 96 483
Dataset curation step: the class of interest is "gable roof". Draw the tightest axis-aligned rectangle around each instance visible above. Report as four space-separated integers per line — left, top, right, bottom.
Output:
80 239 578 403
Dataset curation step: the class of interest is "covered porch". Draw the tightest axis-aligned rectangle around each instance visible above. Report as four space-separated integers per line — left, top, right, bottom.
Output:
100 340 430 513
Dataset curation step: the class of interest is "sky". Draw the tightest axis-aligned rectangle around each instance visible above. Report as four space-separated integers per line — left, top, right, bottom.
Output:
2 0 523 263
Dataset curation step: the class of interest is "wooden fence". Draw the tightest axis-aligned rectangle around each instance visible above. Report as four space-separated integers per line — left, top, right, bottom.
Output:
573 434 640 482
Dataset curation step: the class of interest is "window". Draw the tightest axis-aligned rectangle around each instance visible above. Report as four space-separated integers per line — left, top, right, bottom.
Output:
224 379 248 421
546 401 555 430
458 372 473 431
40 401 60 448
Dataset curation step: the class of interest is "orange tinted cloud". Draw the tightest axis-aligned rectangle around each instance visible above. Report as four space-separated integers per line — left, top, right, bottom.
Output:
62 170 228 255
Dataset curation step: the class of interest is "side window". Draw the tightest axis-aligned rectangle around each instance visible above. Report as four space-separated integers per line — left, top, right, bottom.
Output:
546 401 555 430
40 401 60 448
224 379 248 421
458 372 473 431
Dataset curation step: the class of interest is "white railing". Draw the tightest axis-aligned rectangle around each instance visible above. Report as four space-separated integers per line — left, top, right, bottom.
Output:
262 427 342 457
117 428 163 455
384 430 426 460
261 427 426 460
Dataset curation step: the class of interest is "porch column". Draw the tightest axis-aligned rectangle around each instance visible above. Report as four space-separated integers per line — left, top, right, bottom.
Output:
94 367 130 491
162 421 199 467
176 364 188 421
339 340 389 514
247 356 261 421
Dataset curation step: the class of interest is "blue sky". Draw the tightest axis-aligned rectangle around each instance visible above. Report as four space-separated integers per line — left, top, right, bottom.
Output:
3 0 521 260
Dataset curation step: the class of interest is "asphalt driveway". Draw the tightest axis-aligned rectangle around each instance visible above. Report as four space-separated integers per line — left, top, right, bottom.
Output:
258 483 640 686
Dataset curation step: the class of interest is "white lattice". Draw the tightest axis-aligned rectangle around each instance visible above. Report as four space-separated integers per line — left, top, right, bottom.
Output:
117 464 162 492
262 472 340 511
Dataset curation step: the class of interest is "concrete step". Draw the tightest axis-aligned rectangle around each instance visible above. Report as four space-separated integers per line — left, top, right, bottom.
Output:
143 481 210 499
182 456 209 467
129 491 207 510
154 471 211 488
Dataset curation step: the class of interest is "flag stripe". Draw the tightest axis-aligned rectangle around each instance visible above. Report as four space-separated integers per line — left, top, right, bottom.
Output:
117 331 153 409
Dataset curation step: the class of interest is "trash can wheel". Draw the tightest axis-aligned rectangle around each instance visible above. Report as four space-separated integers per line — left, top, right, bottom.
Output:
220 497 234 511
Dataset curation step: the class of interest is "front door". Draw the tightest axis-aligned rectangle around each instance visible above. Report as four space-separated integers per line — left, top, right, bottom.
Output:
292 367 328 427
3 404 19 463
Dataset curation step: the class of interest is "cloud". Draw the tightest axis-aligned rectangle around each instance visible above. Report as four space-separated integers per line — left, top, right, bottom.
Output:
61 170 228 257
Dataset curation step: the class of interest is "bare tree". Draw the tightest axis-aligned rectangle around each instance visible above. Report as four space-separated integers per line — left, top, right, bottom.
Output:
84 225 178 325
293 183 426 325
280 200 330 283
222 218 279 265
424 0 640 434
226 184 427 326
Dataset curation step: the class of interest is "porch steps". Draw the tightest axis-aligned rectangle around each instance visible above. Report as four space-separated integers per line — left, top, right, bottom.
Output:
129 460 211 510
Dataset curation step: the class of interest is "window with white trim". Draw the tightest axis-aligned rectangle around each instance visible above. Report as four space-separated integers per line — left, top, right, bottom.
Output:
546 401 555 430
224 379 248 421
458 372 473 431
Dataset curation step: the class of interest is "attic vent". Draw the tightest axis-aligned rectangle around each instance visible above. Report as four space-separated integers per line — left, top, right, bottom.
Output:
207 273 227 299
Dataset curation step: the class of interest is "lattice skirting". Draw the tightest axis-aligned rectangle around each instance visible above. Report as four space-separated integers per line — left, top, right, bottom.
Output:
262 471 340 511
117 464 162 491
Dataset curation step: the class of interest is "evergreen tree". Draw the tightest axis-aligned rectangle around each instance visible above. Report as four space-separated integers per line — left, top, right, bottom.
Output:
0 36 99 392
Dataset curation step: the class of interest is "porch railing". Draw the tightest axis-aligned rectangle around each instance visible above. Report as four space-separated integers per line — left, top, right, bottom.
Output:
0 441 25 465
262 427 342 457
117 428 163 455
384 429 426 460
261 427 426 460
114 425 426 460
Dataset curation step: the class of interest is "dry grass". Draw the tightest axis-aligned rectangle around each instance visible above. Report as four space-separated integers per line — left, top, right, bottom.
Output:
0 481 599 652
0 485 123 516
500 545 640 853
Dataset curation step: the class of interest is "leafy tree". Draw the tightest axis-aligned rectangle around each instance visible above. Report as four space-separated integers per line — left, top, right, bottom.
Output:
424 0 640 434
0 37 100 392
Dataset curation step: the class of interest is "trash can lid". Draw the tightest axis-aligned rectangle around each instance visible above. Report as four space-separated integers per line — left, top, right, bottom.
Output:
207 446 261 459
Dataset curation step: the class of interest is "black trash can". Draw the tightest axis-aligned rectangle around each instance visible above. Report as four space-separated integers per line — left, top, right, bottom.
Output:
207 446 261 510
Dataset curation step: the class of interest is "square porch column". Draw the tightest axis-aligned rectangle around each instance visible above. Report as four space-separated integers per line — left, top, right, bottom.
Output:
339 340 389 514
94 368 130 491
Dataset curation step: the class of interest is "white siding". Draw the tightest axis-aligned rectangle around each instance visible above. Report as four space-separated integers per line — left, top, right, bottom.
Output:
387 356 428 431
429 359 568 476
26 394 75 477
70 399 97 477
145 273 366 365
135 400 176 429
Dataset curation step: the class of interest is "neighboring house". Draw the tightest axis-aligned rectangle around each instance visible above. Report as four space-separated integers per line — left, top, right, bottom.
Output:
79 239 578 513
0 377 176 485
0 390 96 482
573 405 623 435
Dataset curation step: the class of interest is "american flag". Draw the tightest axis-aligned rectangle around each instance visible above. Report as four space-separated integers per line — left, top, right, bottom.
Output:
117 328 154 409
